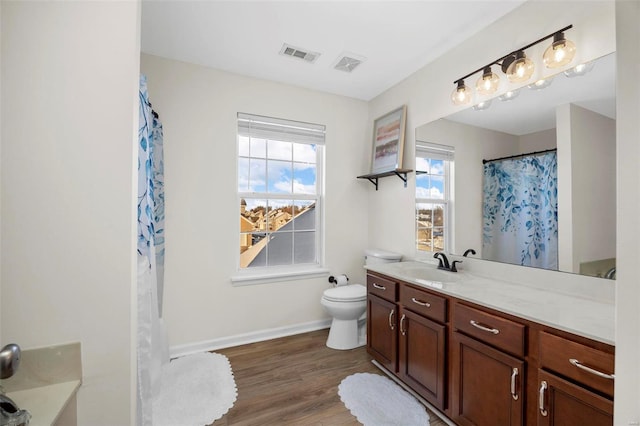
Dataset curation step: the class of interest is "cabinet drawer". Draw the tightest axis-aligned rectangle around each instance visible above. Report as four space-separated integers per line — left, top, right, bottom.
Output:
539 331 614 398
454 303 525 357
400 284 446 323
367 274 397 302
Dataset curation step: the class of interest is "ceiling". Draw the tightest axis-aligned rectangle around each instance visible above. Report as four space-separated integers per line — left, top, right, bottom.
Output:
141 1 527 101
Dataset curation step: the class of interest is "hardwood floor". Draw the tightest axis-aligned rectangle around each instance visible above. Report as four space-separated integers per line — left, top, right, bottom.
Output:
210 329 448 426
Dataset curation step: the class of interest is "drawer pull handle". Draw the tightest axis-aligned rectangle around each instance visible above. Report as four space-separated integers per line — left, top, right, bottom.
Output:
470 320 500 335
411 297 431 308
539 380 548 417
389 309 395 330
569 358 615 380
510 368 519 400
373 283 386 291
400 314 407 336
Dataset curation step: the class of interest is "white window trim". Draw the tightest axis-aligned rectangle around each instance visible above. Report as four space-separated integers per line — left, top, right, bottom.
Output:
235 113 325 285
415 142 455 258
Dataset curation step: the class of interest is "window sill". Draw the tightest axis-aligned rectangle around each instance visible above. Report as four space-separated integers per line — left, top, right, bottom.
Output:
231 266 330 286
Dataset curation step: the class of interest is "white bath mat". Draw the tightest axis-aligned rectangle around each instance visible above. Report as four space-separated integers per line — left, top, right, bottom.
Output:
339 373 430 426
152 352 237 426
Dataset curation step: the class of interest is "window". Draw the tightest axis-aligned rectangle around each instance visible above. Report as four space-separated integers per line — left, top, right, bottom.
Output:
237 113 325 272
415 142 454 254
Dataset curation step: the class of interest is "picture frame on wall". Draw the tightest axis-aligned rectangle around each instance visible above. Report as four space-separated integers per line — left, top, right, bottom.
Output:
370 105 407 174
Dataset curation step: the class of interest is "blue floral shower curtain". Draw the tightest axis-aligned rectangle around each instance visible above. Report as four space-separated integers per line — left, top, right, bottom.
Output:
482 152 558 269
137 74 167 426
138 74 165 308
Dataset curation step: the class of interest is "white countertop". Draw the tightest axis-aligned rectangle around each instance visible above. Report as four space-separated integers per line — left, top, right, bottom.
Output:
7 380 81 426
365 261 615 345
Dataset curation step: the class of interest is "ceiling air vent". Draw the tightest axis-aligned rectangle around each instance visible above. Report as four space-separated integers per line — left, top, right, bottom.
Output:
333 53 366 73
279 43 320 64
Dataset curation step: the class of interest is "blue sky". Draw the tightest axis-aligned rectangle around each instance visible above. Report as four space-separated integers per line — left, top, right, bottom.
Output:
416 158 445 199
238 137 317 195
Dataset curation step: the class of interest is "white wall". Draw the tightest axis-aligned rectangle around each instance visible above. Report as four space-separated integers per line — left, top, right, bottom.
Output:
1 2 139 425
416 119 517 255
557 104 615 273
140 54 370 349
518 128 556 153
615 0 640 423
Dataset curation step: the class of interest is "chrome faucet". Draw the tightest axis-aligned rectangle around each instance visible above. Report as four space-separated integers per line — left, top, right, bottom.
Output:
0 343 31 426
0 344 21 380
604 267 616 280
433 252 451 271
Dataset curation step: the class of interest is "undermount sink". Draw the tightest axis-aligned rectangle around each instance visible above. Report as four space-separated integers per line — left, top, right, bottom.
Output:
392 263 463 283
0 394 31 426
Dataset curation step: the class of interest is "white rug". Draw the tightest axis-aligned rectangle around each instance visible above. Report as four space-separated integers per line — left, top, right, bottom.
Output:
152 352 237 426
339 373 430 426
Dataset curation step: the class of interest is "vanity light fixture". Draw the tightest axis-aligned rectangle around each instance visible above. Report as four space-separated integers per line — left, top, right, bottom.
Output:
564 61 595 78
498 88 520 102
476 66 500 95
528 77 553 90
451 80 472 105
505 51 535 83
451 25 574 105
543 32 577 68
472 99 492 111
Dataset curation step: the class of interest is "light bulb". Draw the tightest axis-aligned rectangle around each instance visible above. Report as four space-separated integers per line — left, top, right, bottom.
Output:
473 100 492 111
543 32 576 68
506 51 535 83
498 88 520 102
475 66 500 95
451 80 472 105
528 77 553 90
564 61 595 78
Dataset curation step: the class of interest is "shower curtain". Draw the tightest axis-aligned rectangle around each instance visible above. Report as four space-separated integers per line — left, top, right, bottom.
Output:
482 152 558 270
137 74 168 426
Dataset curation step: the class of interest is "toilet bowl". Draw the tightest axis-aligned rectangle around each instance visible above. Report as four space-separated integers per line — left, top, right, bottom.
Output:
321 284 367 350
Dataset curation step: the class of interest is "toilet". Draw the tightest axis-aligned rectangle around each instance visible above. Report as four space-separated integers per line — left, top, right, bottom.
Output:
321 249 402 350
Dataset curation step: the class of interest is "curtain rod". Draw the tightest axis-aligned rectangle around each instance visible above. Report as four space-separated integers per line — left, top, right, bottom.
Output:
482 148 557 165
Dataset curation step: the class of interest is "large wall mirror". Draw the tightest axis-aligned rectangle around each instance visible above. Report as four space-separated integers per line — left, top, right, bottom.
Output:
416 52 616 279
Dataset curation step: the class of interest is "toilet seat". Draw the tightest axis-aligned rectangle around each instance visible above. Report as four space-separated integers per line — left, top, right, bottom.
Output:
323 284 366 303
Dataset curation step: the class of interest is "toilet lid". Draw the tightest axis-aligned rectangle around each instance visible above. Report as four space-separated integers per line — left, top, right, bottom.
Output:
323 284 366 302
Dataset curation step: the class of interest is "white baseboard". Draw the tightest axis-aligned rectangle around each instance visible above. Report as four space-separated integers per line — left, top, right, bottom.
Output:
169 319 332 358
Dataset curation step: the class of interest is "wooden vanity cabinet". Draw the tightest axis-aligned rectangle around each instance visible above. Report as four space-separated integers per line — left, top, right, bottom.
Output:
536 331 614 425
367 274 398 372
451 303 526 426
366 271 615 426
398 284 448 410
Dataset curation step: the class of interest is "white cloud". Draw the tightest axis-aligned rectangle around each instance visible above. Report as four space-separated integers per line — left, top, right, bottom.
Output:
416 186 443 199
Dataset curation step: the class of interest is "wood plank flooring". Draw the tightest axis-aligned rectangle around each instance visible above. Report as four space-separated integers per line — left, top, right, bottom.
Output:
210 329 447 426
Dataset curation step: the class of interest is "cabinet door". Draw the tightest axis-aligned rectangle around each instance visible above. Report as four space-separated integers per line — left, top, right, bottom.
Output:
451 331 524 426
398 308 446 410
367 293 397 372
537 370 613 426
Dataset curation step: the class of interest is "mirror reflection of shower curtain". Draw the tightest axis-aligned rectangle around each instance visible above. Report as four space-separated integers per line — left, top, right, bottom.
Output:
137 74 168 426
482 152 558 270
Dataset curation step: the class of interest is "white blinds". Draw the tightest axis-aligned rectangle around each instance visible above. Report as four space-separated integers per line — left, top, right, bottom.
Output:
416 141 454 161
238 113 326 145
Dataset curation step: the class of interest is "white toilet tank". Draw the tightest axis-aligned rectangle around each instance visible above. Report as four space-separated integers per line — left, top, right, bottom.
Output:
364 248 402 265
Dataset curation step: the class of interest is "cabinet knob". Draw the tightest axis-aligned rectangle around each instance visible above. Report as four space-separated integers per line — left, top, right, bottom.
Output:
569 358 615 380
400 314 407 336
388 309 395 330
373 283 386 291
539 381 548 417
510 368 519 401
470 320 500 335
411 297 431 308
